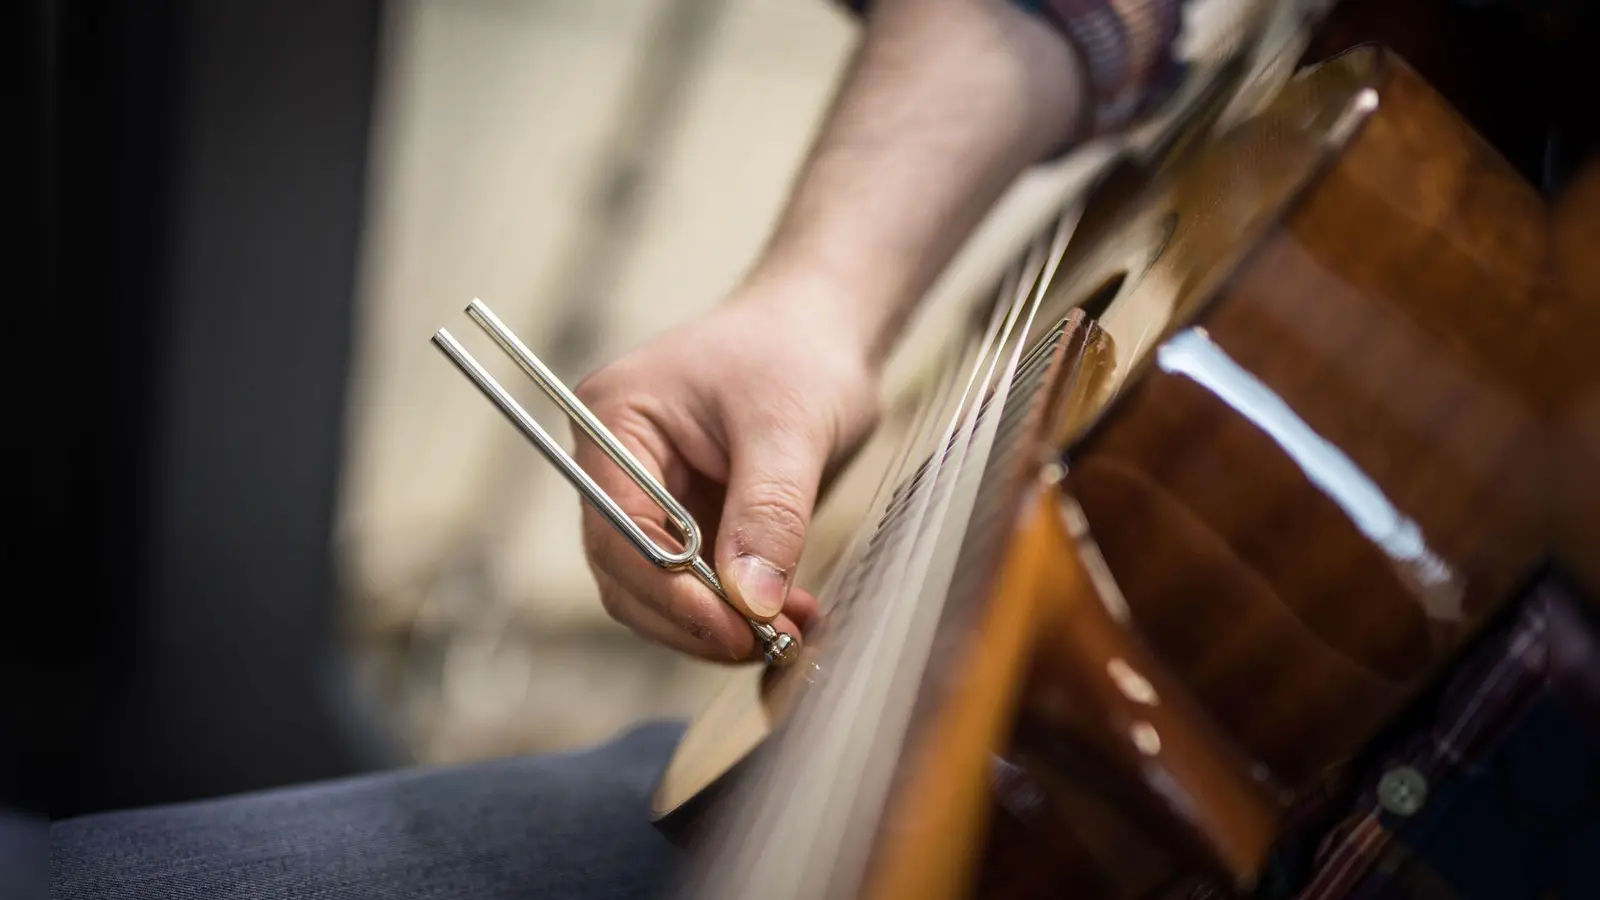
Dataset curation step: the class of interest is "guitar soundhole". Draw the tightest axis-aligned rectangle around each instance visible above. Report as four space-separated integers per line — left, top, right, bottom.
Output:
1078 271 1127 321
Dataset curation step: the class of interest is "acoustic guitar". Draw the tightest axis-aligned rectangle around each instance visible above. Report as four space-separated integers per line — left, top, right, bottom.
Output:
646 20 1596 900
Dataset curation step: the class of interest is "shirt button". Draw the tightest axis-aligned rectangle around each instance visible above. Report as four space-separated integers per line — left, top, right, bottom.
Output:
1377 765 1428 816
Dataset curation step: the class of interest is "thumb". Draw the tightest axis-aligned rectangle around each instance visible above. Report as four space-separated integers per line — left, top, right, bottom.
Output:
716 422 828 622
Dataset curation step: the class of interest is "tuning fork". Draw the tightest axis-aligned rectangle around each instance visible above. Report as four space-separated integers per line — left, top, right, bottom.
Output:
431 300 799 667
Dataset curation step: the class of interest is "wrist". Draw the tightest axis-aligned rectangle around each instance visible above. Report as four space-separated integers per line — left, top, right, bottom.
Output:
736 248 914 373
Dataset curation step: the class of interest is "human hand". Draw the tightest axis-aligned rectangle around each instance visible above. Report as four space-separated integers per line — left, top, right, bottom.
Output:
573 277 881 662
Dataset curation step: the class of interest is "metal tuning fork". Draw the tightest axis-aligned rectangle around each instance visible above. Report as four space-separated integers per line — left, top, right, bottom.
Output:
431 299 798 668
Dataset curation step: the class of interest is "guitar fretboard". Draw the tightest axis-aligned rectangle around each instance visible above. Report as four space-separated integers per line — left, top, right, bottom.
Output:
822 317 1072 640
687 208 1080 900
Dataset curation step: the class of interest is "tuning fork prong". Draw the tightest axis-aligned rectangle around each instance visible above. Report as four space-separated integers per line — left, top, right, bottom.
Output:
431 299 798 668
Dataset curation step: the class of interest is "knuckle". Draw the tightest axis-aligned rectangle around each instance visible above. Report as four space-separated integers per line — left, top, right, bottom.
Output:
572 367 614 407
828 356 880 420
581 513 631 581
835 380 881 441
734 361 878 453
584 520 669 625
738 482 810 544
596 583 628 619
600 412 655 457
763 381 814 429
748 394 831 458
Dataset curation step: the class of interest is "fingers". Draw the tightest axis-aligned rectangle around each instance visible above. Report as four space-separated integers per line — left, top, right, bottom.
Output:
583 509 759 662
590 562 809 663
714 406 830 623
572 403 785 663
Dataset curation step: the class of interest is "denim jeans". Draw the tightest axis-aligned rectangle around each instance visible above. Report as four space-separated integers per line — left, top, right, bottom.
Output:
50 721 687 900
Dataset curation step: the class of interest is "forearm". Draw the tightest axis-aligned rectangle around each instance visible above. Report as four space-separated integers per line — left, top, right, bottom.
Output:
744 0 1088 366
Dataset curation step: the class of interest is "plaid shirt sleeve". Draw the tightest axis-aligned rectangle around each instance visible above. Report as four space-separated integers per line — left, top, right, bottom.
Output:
836 0 1186 138
1231 577 1600 900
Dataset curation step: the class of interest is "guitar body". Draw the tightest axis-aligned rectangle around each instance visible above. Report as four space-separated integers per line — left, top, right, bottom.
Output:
984 45 1556 900
1300 0 1600 191
655 35 1596 900
1548 163 1600 594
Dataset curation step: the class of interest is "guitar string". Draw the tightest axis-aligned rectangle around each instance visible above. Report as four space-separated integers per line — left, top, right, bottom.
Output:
872 221 1080 793
692 323 981 895
813 339 966 622
818 330 1063 656
821 299 1028 639
823 341 1056 642
812 265 1075 659
818 244 1045 900
683 26 1290 893
691 266 1018 898
727 278 1020 896
852 312 1068 548
695 200 1081 899
819 209 1074 900
694 231 1046 899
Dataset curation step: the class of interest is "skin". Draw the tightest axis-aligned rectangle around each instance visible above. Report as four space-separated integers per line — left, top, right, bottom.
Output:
573 0 1090 662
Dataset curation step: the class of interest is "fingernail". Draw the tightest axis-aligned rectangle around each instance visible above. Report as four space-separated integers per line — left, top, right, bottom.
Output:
731 553 790 619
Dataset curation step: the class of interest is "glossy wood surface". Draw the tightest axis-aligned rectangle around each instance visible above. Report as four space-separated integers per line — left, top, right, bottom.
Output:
1299 0 1565 186
853 314 1087 900
971 47 1559 898
658 40 1598 900
1548 163 1600 593
1069 49 1547 772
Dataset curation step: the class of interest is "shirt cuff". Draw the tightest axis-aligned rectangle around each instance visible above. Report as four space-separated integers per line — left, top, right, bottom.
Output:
833 0 1186 140
1026 0 1186 139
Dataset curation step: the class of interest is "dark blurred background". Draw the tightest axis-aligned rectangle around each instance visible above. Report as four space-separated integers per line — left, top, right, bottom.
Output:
33 0 389 817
